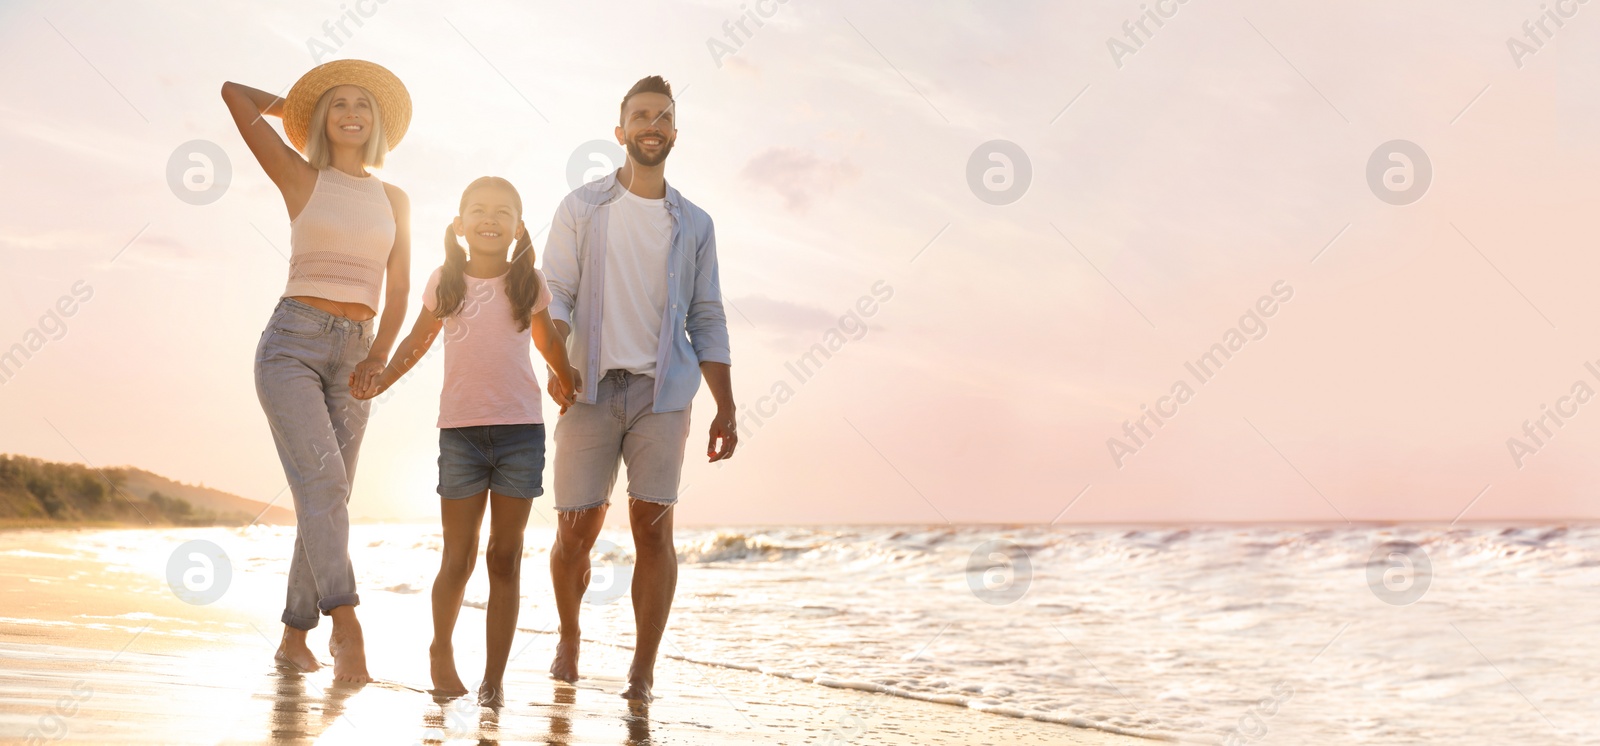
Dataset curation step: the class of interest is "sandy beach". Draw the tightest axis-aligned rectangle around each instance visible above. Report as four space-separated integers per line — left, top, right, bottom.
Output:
0 528 1154 745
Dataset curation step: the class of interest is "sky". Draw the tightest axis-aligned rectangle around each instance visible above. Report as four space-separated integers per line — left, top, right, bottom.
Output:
4 0 1600 526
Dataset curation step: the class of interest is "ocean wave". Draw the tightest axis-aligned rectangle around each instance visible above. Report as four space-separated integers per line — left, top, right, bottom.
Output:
675 531 815 564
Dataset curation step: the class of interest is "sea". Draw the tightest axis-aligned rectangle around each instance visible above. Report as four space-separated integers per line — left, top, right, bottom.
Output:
48 522 1600 744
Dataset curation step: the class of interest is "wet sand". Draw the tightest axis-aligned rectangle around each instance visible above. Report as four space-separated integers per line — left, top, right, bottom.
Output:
0 529 1159 744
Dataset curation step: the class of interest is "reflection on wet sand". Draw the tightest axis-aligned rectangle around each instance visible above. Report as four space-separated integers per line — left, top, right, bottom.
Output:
264 667 362 742
397 680 655 744
624 698 653 745
546 684 574 743
418 691 504 743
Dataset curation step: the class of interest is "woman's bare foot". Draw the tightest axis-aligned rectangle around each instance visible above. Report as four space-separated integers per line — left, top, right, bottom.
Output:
429 642 467 696
275 627 321 671
477 682 505 708
549 634 581 682
326 610 372 684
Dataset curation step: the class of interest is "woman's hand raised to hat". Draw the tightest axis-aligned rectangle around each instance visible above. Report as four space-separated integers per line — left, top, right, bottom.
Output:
223 82 284 118
222 80 317 218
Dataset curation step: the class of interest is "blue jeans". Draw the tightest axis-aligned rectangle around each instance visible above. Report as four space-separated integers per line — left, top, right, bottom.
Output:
254 297 374 630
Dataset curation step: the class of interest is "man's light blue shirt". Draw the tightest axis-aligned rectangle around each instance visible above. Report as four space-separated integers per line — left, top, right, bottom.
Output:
541 171 731 413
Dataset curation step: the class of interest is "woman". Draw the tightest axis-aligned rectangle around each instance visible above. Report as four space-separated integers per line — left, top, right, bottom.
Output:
222 60 412 683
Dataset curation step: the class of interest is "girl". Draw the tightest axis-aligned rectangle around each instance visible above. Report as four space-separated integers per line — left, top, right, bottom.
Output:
223 59 413 684
357 177 579 706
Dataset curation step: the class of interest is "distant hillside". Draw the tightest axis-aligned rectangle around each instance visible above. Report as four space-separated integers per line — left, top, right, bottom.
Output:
0 454 295 527
112 467 295 525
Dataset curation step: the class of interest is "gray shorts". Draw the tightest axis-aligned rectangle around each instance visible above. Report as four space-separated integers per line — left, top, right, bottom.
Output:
552 369 692 512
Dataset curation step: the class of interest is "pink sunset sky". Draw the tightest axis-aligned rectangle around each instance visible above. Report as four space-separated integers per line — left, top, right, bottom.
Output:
4 0 1600 525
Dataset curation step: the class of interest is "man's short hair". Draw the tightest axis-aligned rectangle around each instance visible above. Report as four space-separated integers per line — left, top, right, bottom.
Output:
620 75 674 126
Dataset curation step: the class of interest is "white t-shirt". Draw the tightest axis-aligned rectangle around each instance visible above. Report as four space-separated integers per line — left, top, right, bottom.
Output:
421 266 552 429
599 189 672 376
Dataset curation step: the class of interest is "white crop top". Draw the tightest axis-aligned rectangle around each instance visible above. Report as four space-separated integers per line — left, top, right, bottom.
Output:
283 167 396 311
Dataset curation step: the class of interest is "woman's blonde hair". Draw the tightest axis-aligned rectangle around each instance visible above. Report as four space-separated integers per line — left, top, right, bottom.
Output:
305 85 388 169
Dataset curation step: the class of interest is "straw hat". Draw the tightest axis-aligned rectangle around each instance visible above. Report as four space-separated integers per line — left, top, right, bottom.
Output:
282 59 412 154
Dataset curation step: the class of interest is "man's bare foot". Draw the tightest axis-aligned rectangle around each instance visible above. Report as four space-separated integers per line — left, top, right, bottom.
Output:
327 626 372 684
274 641 321 671
428 641 467 695
477 682 505 708
549 635 580 683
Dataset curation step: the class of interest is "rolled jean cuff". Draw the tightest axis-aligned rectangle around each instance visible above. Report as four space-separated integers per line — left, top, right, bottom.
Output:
281 609 320 631
317 593 360 615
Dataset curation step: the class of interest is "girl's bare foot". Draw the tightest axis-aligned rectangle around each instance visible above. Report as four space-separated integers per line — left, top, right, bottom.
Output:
275 627 321 671
327 614 372 684
549 635 581 682
620 676 654 702
477 682 505 708
622 659 656 701
429 642 467 696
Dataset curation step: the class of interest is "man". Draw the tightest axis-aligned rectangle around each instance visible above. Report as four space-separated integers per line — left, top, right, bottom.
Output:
540 75 737 702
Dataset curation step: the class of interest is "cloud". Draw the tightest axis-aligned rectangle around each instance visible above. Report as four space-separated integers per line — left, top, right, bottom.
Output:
731 294 836 334
739 146 859 212
724 53 760 77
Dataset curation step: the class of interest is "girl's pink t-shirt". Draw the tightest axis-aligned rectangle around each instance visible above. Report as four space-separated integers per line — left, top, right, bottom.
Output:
421 266 553 429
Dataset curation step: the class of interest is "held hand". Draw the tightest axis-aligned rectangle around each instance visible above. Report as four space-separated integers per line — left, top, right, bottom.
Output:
707 408 737 462
548 366 582 415
352 371 390 401
349 358 385 400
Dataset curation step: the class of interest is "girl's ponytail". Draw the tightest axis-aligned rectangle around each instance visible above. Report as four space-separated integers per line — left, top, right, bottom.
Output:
506 228 543 333
435 223 468 318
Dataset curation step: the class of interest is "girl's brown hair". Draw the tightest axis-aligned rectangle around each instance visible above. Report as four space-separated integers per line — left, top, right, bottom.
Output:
435 177 543 332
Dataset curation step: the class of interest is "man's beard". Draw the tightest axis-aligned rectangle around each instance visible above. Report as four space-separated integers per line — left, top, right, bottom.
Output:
625 134 673 167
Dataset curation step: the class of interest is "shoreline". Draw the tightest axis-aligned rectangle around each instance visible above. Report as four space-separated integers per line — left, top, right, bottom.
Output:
525 628 1172 743
0 527 1159 744
9 518 1594 532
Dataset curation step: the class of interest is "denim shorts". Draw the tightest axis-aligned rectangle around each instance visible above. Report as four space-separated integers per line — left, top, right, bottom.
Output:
552 370 691 512
438 423 546 499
